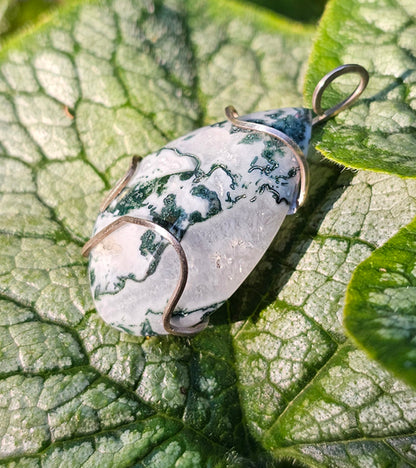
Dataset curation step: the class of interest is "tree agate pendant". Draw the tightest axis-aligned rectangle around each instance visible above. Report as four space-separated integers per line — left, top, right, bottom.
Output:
86 108 311 336
82 65 369 336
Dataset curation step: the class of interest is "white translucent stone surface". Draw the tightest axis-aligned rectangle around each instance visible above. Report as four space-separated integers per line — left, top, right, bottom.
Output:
88 108 311 335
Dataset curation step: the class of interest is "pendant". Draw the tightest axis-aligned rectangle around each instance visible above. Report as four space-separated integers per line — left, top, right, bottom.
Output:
83 64 369 336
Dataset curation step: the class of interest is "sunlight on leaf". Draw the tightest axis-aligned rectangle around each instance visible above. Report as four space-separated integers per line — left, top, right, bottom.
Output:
305 0 416 177
345 215 416 389
0 0 415 466
233 170 416 466
0 0 312 465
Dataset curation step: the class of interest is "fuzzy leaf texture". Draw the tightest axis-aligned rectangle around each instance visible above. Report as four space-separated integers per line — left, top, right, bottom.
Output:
304 0 416 177
0 0 415 467
0 0 60 41
344 215 416 389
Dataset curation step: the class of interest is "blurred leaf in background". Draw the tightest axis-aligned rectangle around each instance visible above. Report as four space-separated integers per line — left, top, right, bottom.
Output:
248 0 327 23
0 0 61 40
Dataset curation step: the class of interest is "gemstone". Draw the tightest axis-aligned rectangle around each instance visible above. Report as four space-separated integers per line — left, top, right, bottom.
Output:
87 108 312 335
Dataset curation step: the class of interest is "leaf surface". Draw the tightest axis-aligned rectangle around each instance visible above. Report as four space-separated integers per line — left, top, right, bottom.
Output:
232 169 416 467
0 0 313 465
1 0 416 466
304 0 416 177
344 215 416 389
0 0 60 42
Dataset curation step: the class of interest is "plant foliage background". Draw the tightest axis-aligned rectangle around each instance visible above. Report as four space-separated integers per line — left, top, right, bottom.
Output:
0 0 415 466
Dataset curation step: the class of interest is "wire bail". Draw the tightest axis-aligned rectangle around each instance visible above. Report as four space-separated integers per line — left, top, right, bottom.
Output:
312 64 369 126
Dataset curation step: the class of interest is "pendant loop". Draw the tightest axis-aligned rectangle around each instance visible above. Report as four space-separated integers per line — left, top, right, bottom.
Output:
312 64 369 126
225 105 309 214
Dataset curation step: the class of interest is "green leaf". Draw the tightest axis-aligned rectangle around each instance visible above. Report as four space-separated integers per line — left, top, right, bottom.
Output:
0 0 60 42
344 216 416 389
1 0 416 466
0 0 313 465
245 0 327 23
233 168 416 466
304 0 416 177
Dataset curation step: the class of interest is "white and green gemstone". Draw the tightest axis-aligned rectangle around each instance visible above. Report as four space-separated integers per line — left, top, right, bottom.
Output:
88 108 312 335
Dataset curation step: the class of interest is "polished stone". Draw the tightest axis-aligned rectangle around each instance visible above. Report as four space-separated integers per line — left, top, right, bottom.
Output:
88 108 312 335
